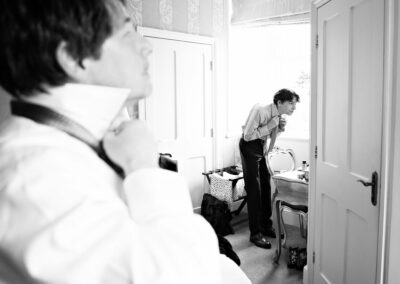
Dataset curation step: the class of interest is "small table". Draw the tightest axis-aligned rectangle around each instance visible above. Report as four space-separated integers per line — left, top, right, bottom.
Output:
272 170 308 205
271 170 309 264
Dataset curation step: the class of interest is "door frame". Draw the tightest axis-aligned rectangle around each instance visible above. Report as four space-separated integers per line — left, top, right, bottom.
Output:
137 26 217 174
309 0 397 283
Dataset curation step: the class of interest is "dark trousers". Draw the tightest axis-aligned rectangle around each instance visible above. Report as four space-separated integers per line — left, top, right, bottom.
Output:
239 137 272 236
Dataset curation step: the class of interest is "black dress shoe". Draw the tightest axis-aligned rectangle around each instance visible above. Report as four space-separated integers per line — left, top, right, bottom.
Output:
261 227 276 238
250 233 271 249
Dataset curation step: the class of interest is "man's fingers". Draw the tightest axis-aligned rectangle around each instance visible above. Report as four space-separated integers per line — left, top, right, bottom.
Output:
103 120 159 174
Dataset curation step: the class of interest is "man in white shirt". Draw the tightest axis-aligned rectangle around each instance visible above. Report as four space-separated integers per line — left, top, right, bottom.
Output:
0 0 250 283
240 89 299 249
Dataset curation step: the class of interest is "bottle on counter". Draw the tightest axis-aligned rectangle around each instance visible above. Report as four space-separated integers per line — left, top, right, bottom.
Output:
301 161 307 171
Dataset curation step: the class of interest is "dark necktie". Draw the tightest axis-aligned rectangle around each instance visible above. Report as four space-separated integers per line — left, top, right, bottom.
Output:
10 100 125 178
267 115 280 154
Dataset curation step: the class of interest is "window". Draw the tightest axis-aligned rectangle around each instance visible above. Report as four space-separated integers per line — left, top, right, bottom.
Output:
228 23 310 140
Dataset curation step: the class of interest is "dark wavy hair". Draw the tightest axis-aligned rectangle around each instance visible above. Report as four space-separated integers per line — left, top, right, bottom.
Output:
0 0 125 98
273 89 300 105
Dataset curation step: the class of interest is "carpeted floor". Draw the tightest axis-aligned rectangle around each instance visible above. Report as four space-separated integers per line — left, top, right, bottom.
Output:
225 211 306 284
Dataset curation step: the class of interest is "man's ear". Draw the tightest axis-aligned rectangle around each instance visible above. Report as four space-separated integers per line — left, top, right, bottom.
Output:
55 41 87 83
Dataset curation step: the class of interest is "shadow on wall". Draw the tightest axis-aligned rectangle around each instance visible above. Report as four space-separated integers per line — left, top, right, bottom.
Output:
0 88 11 123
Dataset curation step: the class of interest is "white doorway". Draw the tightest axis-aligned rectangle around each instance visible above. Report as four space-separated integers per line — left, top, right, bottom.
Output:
310 0 384 282
138 28 215 209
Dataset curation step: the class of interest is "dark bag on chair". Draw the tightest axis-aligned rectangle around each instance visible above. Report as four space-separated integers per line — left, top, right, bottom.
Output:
200 193 234 236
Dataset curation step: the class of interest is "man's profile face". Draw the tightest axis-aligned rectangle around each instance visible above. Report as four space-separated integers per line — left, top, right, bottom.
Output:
81 3 152 100
277 98 297 115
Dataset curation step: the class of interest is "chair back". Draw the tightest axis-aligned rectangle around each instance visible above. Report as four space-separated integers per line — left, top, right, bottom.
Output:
266 147 296 176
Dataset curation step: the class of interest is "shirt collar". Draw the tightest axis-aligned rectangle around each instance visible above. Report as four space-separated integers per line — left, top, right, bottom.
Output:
24 83 131 140
270 103 280 117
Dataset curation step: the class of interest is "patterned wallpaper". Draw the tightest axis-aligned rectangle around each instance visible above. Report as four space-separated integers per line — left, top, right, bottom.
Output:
213 0 224 35
159 0 173 30
126 0 142 25
187 0 200 34
125 0 224 36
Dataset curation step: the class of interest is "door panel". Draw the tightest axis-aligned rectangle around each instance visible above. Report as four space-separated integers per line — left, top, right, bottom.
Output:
315 0 383 283
322 10 346 168
348 0 382 178
143 36 213 209
320 195 340 282
148 43 177 141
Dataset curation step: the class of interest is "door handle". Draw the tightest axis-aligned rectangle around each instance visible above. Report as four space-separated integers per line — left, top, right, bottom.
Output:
357 171 378 206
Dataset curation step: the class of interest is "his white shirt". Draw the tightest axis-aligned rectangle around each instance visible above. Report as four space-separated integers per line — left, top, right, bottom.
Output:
0 84 250 284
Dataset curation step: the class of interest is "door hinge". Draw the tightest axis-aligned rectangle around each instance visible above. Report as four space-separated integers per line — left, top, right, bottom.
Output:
313 251 315 263
314 145 318 159
210 61 213 71
315 34 319 48
210 128 214 137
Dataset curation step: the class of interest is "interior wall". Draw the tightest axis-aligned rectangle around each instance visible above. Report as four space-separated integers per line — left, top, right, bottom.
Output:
126 0 224 37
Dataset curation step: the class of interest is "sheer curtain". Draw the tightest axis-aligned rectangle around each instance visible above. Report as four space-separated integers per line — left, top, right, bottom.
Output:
228 0 311 139
231 0 310 25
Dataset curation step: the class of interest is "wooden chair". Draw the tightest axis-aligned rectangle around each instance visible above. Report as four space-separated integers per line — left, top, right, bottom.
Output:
266 147 308 264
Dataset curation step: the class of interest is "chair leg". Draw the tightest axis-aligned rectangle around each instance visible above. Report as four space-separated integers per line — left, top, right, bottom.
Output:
301 214 308 238
280 206 288 248
273 200 282 264
299 215 305 238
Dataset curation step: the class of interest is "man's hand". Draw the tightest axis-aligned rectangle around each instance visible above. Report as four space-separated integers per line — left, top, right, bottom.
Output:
267 116 280 131
103 120 159 175
279 116 287 131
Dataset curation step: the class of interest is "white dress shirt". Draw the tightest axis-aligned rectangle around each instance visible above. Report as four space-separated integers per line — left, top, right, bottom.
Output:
242 103 283 154
0 84 250 284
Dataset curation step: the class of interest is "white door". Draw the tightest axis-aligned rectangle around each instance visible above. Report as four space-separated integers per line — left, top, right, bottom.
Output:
314 0 384 283
141 34 214 209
